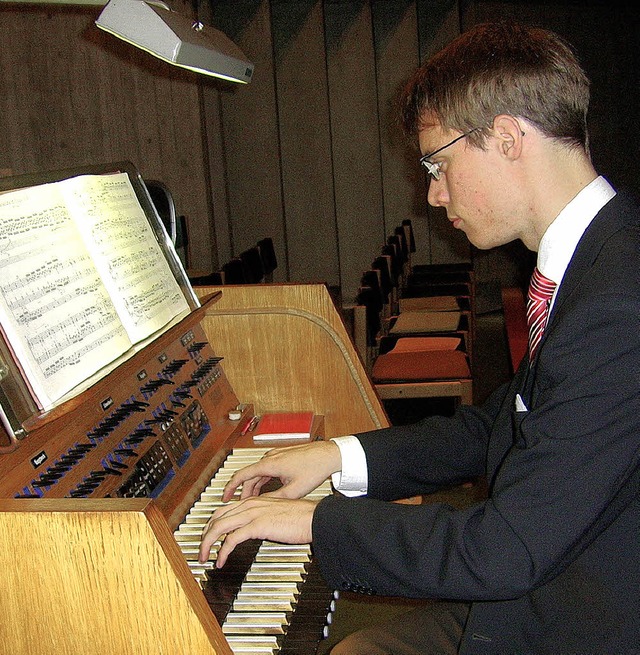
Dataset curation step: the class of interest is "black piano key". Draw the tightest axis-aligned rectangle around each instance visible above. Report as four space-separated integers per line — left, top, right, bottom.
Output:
278 560 336 654
202 538 263 623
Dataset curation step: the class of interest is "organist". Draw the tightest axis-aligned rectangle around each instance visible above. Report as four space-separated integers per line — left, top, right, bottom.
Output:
199 21 640 655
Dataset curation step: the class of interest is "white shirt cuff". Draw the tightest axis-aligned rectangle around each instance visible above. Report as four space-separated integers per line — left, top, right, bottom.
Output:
330 435 368 497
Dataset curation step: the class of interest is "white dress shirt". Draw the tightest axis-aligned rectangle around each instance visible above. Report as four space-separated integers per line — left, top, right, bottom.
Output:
331 176 616 496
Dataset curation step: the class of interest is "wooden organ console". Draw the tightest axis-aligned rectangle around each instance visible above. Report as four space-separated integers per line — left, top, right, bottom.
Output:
0 283 389 655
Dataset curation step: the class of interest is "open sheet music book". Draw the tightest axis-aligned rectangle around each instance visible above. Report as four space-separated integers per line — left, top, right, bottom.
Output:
0 171 191 411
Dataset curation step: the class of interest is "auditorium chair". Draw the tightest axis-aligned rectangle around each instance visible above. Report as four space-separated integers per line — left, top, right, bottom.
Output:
221 257 246 284
239 246 265 283
257 237 278 282
373 255 472 366
355 284 473 406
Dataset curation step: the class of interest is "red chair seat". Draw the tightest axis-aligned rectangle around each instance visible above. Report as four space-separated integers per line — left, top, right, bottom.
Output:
372 349 470 383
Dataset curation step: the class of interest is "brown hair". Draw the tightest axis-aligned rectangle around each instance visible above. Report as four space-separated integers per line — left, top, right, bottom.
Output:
400 21 590 150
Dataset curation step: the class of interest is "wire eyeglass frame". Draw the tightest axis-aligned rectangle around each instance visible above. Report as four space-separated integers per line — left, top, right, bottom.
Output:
419 128 481 181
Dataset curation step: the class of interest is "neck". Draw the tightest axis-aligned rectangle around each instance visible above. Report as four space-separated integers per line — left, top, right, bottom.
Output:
520 144 598 250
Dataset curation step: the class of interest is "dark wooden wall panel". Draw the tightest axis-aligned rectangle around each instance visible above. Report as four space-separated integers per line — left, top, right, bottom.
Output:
200 84 232 269
211 0 288 279
0 3 217 273
372 2 420 242
416 0 470 265
325 0 385 298
1 1 639 301
272 0 339 285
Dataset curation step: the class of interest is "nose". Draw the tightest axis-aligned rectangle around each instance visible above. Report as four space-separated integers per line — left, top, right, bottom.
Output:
427 177 448 208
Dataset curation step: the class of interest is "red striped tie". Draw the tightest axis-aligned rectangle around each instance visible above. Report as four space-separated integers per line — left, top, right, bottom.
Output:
526 267 556 361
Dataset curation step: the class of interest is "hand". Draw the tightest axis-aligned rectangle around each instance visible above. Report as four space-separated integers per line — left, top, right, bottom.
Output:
221 440 341 502
198 496 317 566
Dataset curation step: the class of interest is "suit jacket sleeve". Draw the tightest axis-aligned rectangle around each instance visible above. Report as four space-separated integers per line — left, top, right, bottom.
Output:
312 210 640 601
351 380 511 501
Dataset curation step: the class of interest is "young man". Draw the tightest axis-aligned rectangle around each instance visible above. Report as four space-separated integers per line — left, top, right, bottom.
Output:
200 22 640 654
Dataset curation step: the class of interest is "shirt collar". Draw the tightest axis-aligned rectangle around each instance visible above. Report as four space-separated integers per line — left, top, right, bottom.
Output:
537 176 616 287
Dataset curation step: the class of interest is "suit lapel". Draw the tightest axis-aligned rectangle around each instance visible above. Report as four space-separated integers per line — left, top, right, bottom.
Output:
542 192 634 339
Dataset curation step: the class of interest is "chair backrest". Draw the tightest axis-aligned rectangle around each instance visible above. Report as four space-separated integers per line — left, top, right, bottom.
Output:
240 246 265 283
401 219 416 253
257 237 278 279
188 270 223 286
372 255 394 299
356 285 382 347
144 179 176 244
221 257 246 284
360 270 384 313
403 282 472 298
394 226 409 262
387 234 407 269
381 244 402 286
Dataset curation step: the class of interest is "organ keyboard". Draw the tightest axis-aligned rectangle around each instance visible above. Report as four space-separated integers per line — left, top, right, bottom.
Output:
175 447 337 654
0 283 389 655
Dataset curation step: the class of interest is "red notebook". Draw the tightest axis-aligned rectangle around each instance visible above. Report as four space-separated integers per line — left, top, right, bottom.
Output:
252 411 314 441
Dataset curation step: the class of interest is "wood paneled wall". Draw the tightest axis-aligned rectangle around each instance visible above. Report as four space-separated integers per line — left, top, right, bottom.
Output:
1 1 639 302
208 0 469 299
0 1 219 273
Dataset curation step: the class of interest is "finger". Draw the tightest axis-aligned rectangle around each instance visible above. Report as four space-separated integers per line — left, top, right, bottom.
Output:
222 461 275 501
198 499 249 562
198 503 247 563
210 506 266 567
215 528 247 568
199 525 223 563
221 472 247 502
222 469 262 501
241 475 272 499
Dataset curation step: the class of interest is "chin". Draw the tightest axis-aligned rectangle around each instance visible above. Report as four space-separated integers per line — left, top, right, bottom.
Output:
467 236 495 250
468 233 513 250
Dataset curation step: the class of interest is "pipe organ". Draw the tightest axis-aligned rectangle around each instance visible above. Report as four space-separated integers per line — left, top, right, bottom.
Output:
0 282 388 655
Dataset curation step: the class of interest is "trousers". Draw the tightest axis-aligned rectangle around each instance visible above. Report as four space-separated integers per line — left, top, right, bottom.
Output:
330 600 470 655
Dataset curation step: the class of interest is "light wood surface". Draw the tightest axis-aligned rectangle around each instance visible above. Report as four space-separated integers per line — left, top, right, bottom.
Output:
195 283 389 437
0 498 231 655
375 379 473 405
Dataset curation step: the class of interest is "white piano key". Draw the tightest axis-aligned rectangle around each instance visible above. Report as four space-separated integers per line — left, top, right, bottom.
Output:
236 581 298 599
222 612 288 635
173 446 336 648
232 596 294 612
225 635 279 646
229 647 275 655
225 634 279 654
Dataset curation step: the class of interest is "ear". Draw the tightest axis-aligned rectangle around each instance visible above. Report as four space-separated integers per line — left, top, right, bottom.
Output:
492 114 525 160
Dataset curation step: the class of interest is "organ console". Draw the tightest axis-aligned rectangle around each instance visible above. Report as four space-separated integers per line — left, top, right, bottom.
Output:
0 282 389 655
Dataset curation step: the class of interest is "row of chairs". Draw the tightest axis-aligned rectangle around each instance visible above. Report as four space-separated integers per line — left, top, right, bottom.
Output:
351 220 475 410
142 178 278 288
189 237 278 286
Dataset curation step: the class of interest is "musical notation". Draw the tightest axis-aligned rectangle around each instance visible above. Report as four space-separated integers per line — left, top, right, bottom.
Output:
65 174 190 341
0 172 190 409
26 300 124 371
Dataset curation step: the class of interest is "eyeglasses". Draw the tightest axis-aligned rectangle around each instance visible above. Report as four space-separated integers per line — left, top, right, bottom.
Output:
419 128 480 181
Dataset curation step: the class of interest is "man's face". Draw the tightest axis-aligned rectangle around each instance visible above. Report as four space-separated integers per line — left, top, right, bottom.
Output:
418 122 525 250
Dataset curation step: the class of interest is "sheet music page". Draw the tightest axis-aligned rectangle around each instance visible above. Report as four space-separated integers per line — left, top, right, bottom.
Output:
58 173 190 343
0 184 133 409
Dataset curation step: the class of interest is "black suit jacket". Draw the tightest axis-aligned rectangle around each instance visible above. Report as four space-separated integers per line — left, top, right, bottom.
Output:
313 191 640 654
